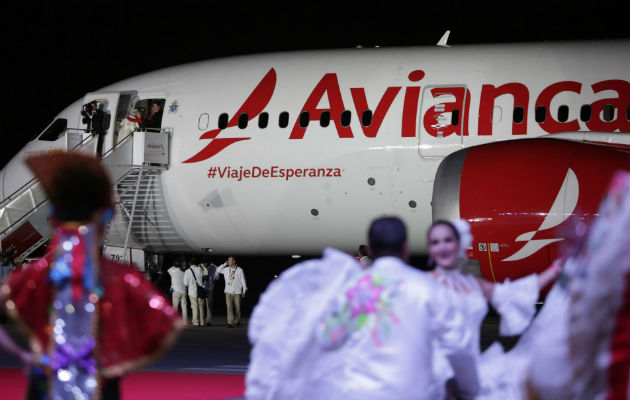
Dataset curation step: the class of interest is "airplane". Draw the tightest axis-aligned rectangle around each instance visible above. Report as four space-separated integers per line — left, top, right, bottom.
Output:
0 38 628 282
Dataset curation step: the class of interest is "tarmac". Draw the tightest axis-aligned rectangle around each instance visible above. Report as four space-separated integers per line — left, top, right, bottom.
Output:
0 311 517 373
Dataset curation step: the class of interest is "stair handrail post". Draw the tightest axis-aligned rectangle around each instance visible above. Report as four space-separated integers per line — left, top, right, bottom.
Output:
28 188 36 209
122 168 143 261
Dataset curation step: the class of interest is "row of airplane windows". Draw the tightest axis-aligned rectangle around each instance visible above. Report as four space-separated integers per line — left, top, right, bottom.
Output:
202 103 630 130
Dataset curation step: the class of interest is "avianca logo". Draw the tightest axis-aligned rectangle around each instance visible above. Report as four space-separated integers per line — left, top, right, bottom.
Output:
184 68 277 163
184 68 629 163
503 169 579 262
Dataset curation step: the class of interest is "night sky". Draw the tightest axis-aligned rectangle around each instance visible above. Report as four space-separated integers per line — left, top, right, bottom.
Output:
2 2 629 168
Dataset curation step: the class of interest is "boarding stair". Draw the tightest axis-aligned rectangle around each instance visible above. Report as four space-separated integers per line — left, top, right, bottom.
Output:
0 128 171 261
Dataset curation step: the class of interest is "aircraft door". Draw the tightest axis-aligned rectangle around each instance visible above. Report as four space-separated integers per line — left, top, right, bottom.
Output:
81 92 120 156
418 85 469 157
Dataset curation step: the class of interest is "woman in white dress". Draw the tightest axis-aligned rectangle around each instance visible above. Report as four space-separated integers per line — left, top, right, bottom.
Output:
115 107 143 145
428 219 562 399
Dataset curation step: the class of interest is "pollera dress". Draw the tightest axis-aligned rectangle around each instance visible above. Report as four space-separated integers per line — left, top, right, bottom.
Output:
430 266 539 399
529 171 630 399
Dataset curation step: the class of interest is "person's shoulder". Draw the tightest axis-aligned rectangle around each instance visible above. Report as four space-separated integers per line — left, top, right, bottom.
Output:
374 257 432 283
373 256 412 271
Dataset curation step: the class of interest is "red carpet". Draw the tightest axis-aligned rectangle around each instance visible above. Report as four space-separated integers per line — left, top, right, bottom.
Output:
0 368 245 400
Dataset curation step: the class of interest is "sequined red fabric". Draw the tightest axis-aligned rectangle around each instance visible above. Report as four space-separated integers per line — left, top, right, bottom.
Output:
7 256 182 376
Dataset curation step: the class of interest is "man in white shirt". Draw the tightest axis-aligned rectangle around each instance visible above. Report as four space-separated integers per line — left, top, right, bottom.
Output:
183 259 206 327
246 217 479 400
216 256 247 328
201 261 218 326
167 260 188 323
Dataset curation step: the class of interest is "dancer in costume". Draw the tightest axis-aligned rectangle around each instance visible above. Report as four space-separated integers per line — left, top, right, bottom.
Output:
527 171 630 399
0 152 183 400
428 219 561 399
247 217 480 400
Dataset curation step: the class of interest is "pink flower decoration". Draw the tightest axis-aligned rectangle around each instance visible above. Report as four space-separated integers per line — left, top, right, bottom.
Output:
346 275 384 317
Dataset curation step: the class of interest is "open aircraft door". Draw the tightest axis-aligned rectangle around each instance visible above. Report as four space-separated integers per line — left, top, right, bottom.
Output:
80 92 121 156
419 85 470 157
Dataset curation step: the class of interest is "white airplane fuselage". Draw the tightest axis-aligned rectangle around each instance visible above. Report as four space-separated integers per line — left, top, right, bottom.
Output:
2 40 629 260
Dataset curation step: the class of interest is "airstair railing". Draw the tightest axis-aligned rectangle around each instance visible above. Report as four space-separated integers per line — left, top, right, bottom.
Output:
0 129 98 236
0 129 95 209
0 181 47 236
0 127 170 241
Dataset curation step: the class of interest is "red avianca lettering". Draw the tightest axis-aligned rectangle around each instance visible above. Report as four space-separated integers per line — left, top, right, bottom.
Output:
184 68 630 163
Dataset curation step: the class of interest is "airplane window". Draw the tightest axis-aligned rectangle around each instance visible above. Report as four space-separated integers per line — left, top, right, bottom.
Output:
299 111 310 128
451 109 460 126
198 113 209 130
580 105 591 122
218 113 229 129
279 112 289 128
341 110 351 127
558 105 569 123
258 112 269 128
320 111 331 127
38 118 68 141
238 113 248 129
603 104 615 122
513 107 524 124
535 106 546 123
361 110 373 127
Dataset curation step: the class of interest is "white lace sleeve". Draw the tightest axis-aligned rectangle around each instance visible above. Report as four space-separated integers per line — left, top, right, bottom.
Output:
491 274 539 336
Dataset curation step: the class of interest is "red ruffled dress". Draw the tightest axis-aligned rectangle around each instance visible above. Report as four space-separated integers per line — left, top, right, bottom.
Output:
2 227 183 397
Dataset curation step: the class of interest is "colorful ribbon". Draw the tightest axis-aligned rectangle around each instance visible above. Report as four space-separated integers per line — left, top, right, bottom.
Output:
48 225 96 302
51 338 97 374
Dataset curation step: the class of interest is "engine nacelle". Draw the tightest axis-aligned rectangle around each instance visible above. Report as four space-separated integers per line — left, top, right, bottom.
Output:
433 138 629 282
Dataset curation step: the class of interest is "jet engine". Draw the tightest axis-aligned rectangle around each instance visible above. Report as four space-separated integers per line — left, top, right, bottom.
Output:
432 137 629 282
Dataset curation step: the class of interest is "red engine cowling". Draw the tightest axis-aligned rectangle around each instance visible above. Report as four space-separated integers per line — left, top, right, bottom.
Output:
432 137 629 282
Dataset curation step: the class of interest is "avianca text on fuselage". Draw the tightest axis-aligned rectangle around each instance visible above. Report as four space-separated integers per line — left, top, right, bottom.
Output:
184 68 630 163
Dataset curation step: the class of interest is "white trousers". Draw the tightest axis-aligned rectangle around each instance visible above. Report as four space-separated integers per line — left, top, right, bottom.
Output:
172 291 188 322
226 293 241 326
189 296 206 326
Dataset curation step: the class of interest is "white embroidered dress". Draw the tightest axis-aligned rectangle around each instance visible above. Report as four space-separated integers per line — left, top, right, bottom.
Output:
529 171 630 399
431 267 539 399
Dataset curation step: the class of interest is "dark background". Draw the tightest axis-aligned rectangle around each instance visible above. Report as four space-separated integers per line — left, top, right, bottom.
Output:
2 2 629 168
2 2 629 314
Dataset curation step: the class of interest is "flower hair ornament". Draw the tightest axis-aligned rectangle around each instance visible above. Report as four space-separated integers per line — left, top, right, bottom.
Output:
452 219 473 262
